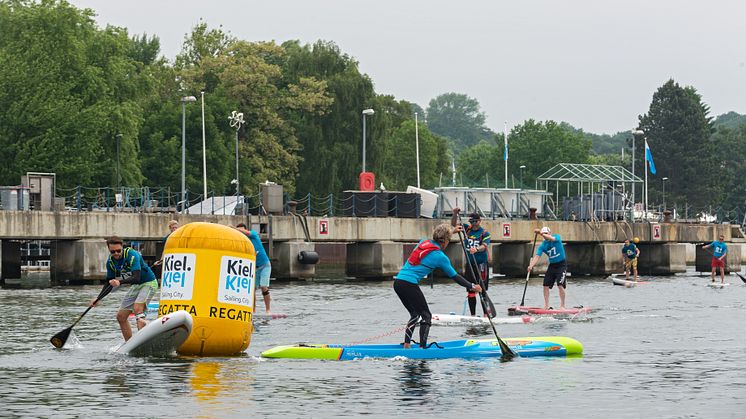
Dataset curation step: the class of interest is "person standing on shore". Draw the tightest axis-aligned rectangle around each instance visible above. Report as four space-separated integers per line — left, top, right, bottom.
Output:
621 238 641 281
100 236 158 341
527 227 567 310
394 223 481 349
703 235 727 283
450 208 491 316
236 223 272 314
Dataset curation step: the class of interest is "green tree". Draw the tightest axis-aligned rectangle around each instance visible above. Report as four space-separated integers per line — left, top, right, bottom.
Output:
426 92 495 153
637 79 717 208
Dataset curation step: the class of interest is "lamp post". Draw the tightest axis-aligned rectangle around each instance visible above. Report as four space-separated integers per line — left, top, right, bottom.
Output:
201 91 207 199
115 134 122 189
631 129 645 219
180 95 197 210
362 108 374 172
519 165 526 189
229 111 245 198
662 177 669 212
415 112 420 188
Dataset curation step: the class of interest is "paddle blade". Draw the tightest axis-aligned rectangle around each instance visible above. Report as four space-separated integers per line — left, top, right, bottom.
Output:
737 273 746 284
50 327 72 348
479 291 497 318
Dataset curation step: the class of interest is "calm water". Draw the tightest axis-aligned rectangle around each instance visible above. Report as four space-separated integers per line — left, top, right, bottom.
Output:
1 270 744 418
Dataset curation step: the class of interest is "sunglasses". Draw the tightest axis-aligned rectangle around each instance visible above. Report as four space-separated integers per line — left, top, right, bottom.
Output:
110 249 123 254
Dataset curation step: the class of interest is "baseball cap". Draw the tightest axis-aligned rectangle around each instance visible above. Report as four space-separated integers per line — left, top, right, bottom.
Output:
468 212 481 222
540 227 551 234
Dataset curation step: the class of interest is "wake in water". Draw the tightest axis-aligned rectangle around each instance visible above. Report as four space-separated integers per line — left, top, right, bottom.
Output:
62 331 83 350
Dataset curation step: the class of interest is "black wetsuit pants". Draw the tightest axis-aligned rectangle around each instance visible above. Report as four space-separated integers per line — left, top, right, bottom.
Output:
393 279 431 348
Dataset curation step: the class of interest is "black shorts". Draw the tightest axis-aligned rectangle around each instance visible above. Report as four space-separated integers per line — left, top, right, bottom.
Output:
543 262 567 289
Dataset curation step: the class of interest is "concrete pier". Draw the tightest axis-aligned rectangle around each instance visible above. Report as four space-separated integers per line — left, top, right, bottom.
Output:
493 243 548 277
51 239 108 283
636 243 687 275
272 241 317 279
345 241 403 279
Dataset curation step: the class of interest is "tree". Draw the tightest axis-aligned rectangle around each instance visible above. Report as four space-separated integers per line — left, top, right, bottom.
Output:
426 93 495 153
637 79 717 208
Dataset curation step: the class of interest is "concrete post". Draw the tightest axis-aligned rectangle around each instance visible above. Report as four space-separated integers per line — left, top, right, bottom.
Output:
565 243 623 276
51 239 108 284
345 241 402 280
493 243 547 277
272 241 316 279
636 243 687 275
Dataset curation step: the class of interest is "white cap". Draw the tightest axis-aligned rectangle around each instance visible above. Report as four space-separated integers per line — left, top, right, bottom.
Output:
540 227 551 234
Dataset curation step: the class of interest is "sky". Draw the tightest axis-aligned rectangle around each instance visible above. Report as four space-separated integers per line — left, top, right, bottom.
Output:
70 0 746 134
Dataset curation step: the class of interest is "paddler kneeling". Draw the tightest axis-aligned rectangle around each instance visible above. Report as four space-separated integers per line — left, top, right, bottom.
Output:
394 224 481 349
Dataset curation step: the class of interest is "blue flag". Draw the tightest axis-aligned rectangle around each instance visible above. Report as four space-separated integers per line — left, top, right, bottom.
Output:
645 140 656 175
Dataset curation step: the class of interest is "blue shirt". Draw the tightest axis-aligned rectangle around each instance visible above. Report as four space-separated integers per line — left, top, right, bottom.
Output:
462 223 491 265
245 230 270 266
396 240 458 284
106 248 156 284
709 240 727 258
622 243 638 259
536 234 566 264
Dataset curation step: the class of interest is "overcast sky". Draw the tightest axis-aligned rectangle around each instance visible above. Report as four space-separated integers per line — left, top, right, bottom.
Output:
70 0 746 134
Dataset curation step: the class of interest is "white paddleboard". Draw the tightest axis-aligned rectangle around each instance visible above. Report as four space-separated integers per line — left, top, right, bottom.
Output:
612 278 648 287
432 313 533 326
116 310 192 356
706 282 730 288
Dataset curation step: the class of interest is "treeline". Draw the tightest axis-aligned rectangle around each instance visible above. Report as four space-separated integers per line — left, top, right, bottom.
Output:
1 1 745 209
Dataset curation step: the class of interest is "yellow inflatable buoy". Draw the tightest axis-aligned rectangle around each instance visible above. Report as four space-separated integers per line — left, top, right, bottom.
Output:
159 222 255 356
633 237 640 244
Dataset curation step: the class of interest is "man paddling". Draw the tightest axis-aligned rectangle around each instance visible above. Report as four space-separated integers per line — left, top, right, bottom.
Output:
236 223 272 314
450 208 491 316
621 238 641 281
394 224 481 349
527 227 567 310
99 236 158 341
703 235 727 283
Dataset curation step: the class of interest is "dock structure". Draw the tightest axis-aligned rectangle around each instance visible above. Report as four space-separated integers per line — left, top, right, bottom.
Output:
0 211 742 284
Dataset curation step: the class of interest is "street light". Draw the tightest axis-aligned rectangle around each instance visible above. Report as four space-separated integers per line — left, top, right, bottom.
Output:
362 108 374 172
519 165 526 188
180 96 197 211
229 111 245 198
662 177 669 212
115 134 122 189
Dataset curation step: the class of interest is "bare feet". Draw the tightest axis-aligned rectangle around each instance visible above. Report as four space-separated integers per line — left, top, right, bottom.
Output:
403 343 411 349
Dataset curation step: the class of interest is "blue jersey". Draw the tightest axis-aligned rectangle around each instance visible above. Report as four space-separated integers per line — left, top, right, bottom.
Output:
709 241 727 258
245 230 270 266
622 243 638 259
462 223 490 265
536 234 566 264
106 248 156 284
396 240 458 284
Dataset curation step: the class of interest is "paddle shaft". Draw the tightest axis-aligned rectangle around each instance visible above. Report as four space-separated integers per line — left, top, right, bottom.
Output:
51 283 114 348
520 232 539 306
456 218 516 358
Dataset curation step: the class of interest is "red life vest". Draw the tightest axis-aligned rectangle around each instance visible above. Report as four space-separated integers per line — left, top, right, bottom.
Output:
407 240 441 266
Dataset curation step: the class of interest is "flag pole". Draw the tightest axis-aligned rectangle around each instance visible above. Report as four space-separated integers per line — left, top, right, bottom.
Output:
504 121 508 188
644 150 648 219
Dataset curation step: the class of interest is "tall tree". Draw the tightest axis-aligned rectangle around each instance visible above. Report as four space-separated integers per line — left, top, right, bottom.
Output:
637 79 716 208
426 92 495 153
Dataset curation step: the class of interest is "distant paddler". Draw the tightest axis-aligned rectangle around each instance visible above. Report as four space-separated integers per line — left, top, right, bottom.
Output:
394 224 481 349
527 227 567 310
621 238 641 281
702 234 727 284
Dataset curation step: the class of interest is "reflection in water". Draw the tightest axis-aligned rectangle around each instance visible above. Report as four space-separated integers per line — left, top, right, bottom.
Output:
190 359 255 406
397 360 433 406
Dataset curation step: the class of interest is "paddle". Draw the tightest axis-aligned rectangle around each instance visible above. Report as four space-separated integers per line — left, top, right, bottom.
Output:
50 283 114 348
737 273 746 284
455 219 517 359
519 232 539 307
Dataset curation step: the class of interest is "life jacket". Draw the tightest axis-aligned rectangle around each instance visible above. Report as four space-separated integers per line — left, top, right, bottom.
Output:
107 247 134 275
407 240 441 266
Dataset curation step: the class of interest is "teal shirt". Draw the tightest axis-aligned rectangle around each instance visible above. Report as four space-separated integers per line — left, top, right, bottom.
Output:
106 248 156 284
622 243 638 259
462 223 490 265
536 234 566 264
395 240 458 284
709 240 727 258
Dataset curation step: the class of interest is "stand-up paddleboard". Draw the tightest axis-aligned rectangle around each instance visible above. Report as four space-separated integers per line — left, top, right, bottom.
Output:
254 313 289 320
432 313 533 326
612 278 649 287
706 282 730 288
261 336 582 360
508 306 592 316
116 310 192 356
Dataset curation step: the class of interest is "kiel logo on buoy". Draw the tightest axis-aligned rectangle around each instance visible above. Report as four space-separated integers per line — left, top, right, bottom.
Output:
161 253 197 300
218 256 255 307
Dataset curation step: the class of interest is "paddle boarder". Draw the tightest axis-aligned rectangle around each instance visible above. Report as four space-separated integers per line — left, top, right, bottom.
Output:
621 238 641 281
527 227 567 310
153 220 179 269
236 223 273 314
703 235 727 283
99 236 158 341
394 223 482 349
451 208 491 316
